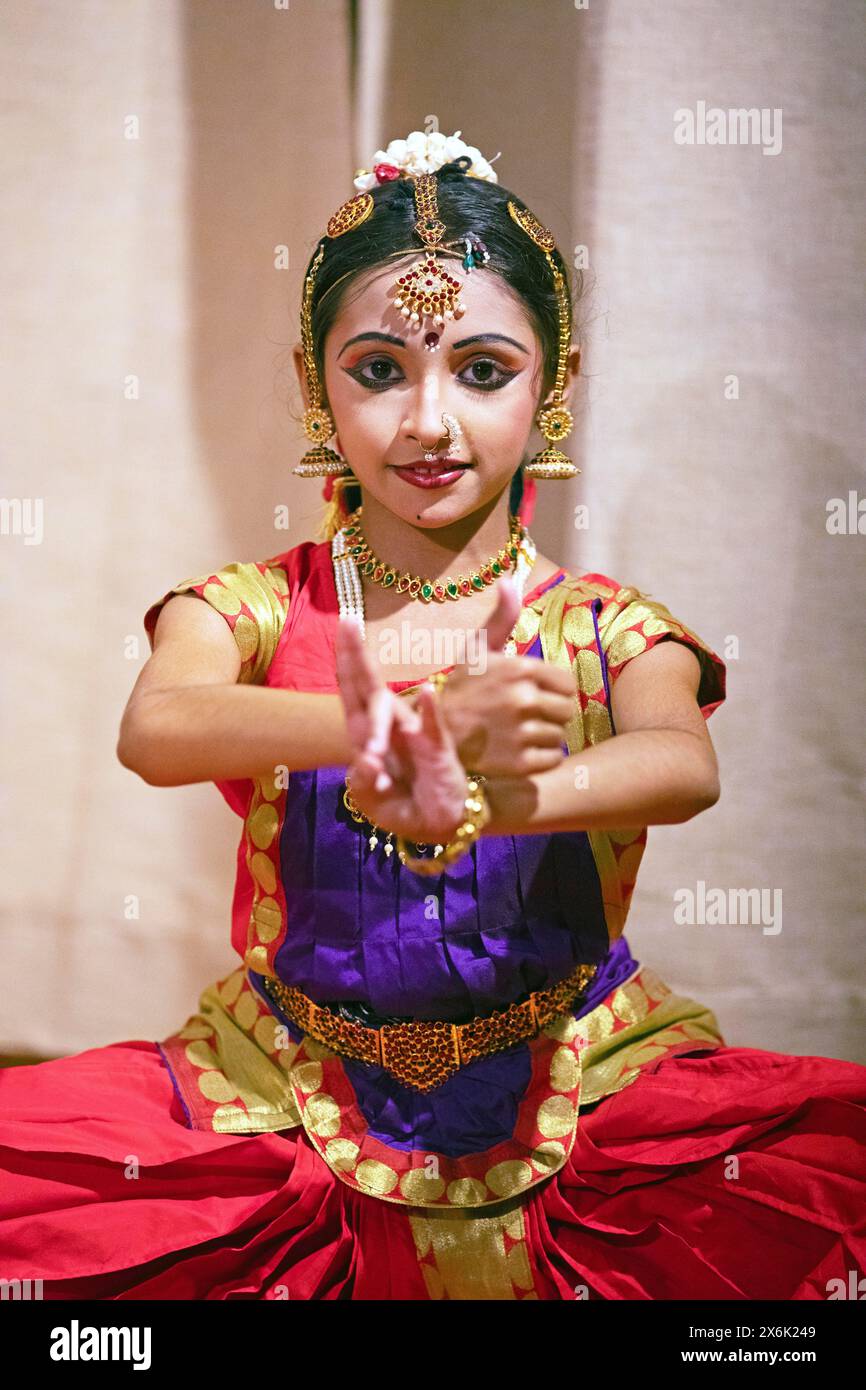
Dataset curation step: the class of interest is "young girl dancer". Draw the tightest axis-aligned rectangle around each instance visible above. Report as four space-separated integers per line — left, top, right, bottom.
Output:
1 131 863 1300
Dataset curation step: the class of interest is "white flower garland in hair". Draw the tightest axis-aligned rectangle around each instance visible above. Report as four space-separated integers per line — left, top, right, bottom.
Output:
353 129 501 191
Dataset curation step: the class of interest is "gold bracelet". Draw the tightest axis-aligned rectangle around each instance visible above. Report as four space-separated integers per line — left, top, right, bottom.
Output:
394 772 490 877
397 669 450 703
343 770 490 875
426 670 450 695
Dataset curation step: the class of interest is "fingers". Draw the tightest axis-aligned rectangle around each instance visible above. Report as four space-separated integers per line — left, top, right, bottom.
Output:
348 746 379 791
336 618 389 751
365 686 393 756
511 743 569 775
365 687 396 790
334 617 368 725
349 746 394 796
414 681 448 745
533 664 577 697
517 717 573 749
392 694 423 738
409 686 469 832
496 671 574 728
335 617 386 711
481 576 521 652
515 683 576 725
336 620 393 786
370 692 426 792
467 651 574 705
508 656 576 697
413 688 467 787
335 615 387 729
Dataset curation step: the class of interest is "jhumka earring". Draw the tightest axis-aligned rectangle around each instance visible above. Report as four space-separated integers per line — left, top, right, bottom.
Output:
292 192 375 479
507 201 581 480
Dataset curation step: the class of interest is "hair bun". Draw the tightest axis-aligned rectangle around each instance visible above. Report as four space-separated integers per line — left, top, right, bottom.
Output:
438 155 473 178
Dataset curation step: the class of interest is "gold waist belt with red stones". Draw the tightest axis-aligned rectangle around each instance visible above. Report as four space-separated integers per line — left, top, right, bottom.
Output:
260 961 599 1094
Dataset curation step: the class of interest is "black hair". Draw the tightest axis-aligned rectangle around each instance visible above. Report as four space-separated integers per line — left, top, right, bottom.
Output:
305 155 583 518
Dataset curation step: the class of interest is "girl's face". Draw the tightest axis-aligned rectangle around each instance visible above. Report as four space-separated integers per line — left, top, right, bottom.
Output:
314 258 559 528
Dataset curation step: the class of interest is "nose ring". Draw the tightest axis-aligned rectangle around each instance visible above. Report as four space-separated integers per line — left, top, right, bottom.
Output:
421 413 463 462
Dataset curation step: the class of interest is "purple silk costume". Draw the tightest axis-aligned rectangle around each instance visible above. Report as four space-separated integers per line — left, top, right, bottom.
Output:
246 574 639 1158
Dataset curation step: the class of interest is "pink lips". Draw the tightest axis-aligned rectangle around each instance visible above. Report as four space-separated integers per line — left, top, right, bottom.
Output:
391 460 473 489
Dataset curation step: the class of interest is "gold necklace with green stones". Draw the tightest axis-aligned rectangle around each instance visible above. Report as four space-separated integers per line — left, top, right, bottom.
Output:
341 507 526 603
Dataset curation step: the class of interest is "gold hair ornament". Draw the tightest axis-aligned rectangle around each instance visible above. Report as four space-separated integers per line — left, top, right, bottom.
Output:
391 172 467 330
507 200 580 479
293 193 374 480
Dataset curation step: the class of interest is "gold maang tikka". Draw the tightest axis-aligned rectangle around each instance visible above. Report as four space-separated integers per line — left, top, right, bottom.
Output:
391 172 467 330
507 200 580 479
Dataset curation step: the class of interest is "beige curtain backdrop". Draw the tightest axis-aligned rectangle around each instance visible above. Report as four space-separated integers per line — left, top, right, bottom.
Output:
2 0 863 1062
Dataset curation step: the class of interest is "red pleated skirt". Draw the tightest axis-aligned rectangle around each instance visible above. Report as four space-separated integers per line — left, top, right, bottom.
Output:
1 1038 864 1299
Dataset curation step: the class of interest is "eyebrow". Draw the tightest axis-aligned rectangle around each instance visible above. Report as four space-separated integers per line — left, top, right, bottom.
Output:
336 331 530 359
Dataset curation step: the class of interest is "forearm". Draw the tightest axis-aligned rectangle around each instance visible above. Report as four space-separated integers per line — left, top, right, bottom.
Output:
481 730 720 835
117 685 352 787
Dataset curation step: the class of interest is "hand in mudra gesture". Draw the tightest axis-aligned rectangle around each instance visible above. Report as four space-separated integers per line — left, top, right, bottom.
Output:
336 573 575 843
432 578 576 777
335 616 471 847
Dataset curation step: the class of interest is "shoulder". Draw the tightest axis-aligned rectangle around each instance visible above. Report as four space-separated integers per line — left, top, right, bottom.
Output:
590 575 726 720
142 544 315 683
532 566 726 721
548 568 703 639
528 563 622 610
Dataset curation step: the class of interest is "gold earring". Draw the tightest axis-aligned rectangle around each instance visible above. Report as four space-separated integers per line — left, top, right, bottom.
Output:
525 400 580 479
293 235 359 478
293 419 351 477
507 200 581 480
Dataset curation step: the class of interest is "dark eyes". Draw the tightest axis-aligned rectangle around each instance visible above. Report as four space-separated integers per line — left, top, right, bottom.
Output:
346 356 517 393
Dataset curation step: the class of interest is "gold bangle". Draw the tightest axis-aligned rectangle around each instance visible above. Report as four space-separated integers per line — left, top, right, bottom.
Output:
343 770 489 873
394 772 490 877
